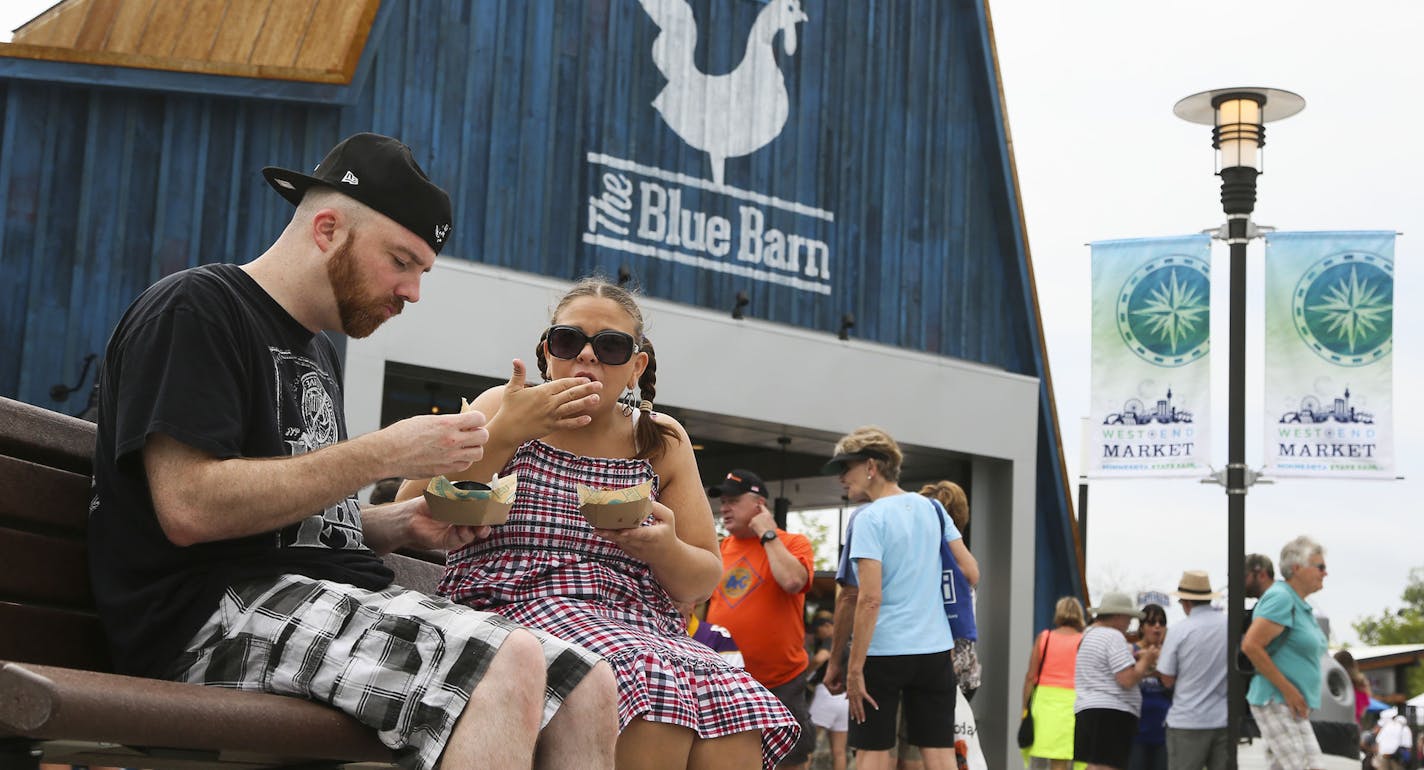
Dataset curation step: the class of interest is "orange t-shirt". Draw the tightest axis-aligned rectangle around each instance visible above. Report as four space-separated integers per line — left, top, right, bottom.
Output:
706 530 815 688
1035 629 1083 689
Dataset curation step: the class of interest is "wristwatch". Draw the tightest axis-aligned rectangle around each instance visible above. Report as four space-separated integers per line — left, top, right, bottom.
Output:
759 530 778 546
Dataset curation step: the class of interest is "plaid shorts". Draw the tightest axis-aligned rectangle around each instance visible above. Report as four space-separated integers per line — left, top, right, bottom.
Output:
167 575 601 770
1250 702 1324 770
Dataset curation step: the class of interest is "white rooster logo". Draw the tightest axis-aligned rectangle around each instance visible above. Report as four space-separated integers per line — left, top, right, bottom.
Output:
638 0 809 186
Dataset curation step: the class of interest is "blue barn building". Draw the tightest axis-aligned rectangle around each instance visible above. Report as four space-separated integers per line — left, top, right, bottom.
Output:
0 1 1082 763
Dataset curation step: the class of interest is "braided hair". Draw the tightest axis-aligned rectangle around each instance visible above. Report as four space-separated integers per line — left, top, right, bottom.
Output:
534 277 680 460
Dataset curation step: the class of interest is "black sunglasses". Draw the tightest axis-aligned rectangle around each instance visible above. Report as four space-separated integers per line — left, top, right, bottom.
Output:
546 325 640 366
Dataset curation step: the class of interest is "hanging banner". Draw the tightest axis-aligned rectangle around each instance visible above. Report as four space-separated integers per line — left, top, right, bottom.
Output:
1089 235 1212 477
1264 231 1395 478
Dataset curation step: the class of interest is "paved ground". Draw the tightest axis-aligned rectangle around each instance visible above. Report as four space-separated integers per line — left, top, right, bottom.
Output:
806 740 1366 769
1237 739 1363 769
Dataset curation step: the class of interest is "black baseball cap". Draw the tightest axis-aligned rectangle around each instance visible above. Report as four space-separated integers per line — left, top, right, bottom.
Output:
707 469 768 498
819 448 890 476
263 132 453 254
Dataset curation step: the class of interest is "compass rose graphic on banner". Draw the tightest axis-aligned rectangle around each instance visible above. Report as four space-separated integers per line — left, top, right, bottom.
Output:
1116 255 1211 367
1293 252 1393 366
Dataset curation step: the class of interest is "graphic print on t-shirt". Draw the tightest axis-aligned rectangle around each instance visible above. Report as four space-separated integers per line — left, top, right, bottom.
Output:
717 557 763 609
271 348 365 551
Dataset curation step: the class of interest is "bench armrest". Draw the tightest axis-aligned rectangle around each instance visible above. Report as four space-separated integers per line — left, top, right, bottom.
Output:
0 661 391 762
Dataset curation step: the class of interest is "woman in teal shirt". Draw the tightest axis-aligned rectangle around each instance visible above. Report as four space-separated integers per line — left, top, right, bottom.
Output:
1241 535 1330 770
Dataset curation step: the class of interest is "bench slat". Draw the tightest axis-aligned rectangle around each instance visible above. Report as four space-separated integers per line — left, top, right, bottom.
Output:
0 603 111 671
0 527 92 608
0 397 94 476
0 454 91 536
0 661 394 764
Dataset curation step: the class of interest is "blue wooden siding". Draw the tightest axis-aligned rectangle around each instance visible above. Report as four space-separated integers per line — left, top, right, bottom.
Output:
0 0 1080 608
1 0 1033 399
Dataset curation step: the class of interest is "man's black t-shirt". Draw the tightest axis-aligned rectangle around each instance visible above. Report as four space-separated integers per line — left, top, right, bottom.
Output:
90 264 392 677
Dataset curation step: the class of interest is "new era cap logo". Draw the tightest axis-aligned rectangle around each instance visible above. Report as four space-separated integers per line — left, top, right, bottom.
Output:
341 171 359 185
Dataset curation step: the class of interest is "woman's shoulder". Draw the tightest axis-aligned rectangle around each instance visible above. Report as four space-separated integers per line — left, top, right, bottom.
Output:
645 408 691 442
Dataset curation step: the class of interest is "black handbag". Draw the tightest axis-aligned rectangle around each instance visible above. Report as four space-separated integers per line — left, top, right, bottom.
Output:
1018 631 1050 749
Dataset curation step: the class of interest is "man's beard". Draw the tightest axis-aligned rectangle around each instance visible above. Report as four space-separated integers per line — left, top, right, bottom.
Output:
326 233 400 338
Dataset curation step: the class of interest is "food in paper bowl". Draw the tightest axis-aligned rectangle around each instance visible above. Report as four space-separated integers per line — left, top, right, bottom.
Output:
577 480 653 530
424 473 517 526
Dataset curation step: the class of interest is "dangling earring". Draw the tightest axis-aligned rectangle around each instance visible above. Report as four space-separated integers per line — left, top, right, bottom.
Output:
619 387 635 416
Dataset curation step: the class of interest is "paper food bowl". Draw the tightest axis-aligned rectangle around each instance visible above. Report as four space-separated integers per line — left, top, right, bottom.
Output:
424 473 517 526
577 480 653 530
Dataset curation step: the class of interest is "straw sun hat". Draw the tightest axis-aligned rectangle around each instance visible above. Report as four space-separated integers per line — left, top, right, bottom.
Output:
1169 570 1222 601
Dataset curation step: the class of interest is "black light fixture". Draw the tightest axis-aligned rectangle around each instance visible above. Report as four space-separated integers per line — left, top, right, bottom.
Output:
837 313 856 341
1174 86 1303 770
731 291 750 320
617 265 632 286
50 352 97 404
773 436 792 530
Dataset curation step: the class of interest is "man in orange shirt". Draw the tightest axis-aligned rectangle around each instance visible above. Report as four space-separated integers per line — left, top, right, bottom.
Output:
707 469 817 769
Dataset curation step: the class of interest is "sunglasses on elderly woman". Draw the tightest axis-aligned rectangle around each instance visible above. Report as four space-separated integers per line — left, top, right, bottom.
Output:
545 325 640 366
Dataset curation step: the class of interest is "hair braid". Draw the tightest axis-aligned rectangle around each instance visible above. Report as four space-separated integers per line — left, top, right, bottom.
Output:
632 336 677 460
534 328 550 382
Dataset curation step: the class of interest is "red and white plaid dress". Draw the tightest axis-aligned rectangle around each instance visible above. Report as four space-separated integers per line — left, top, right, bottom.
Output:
439 439 798 768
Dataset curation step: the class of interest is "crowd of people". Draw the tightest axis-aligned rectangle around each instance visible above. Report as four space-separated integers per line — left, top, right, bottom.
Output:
81 130 1392 770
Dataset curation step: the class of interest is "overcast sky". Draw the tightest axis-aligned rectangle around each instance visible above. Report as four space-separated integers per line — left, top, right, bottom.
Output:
989 1 1424 646
4 2 1420 649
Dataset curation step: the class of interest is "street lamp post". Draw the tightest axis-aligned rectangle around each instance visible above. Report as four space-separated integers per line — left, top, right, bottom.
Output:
1174 87 1304 770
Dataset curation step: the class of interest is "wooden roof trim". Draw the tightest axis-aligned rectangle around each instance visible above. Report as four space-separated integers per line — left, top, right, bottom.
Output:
0 40 350 84
337 0 380 84
3 0 378 85
1359 651 1424 671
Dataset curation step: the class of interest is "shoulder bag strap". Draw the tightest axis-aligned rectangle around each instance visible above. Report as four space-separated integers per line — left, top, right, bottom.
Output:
1031 630 1050 692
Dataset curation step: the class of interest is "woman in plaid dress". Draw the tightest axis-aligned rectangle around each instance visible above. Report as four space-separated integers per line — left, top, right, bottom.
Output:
402 278 797 770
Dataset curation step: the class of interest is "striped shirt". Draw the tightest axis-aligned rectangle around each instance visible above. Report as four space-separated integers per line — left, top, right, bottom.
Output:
1074 624 1141 715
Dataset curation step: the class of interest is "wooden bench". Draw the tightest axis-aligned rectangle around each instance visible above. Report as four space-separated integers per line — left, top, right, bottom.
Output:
0 396 447 769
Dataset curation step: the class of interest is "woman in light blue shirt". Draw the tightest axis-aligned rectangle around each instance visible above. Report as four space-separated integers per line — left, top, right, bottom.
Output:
821 426 978 770
1241 535 1330 770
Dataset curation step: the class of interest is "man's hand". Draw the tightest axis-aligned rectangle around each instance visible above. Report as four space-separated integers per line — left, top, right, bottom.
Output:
372 410 489 479
749 503 778 537
362 496 493 554
489 359 602 442
595 501 677 562
403 495 492 551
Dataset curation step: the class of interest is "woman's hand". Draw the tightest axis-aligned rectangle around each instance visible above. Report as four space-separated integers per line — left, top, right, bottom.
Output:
594 500 678 561
846 668 879 724
1283 683 1310 720
489 359 602 443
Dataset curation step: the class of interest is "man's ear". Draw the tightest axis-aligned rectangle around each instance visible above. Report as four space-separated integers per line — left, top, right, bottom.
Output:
311 208 341 252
